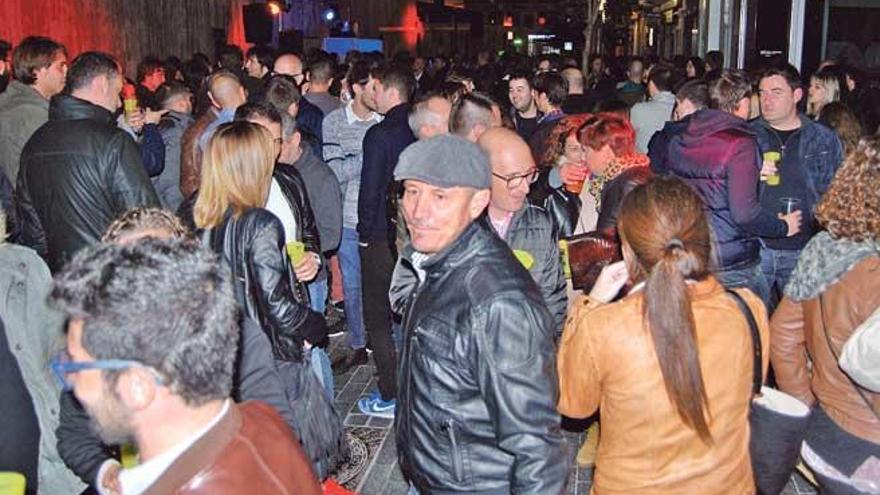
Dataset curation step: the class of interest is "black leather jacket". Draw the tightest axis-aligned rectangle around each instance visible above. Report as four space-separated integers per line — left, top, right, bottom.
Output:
272 163 323 299
389 222 567 494
17 95 159 271
202 208 327 362
274 164 321 254
528 168 581 238
179 164 322 305
595 166 652 237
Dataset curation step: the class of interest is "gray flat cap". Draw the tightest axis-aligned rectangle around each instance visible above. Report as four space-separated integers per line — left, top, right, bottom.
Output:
394 134 491 189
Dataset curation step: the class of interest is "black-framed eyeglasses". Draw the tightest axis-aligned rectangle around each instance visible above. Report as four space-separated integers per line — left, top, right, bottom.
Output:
492 168 539 189
273 137 284 146
50 350 165 392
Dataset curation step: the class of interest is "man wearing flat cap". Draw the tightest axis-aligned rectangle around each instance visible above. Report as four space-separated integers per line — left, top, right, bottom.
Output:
389 134 566 494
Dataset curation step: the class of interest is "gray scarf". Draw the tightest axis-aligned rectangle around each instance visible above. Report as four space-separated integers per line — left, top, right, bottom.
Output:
784 231 880 301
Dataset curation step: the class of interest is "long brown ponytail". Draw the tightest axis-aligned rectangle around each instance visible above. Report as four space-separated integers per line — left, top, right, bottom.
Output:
618 176 714 443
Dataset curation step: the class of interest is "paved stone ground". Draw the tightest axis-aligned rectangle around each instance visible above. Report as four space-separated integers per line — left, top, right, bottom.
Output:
325 312 817 495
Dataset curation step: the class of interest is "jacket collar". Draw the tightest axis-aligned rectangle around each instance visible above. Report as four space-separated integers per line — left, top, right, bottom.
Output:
291 141 319 169
163 110 194 126
628 275 726 302
383 102 411 122
0 80 48 109
402 221 488 277
48 94 115 124
682 108 754 144
650 91 676 104
140 401 239 495
753 113 814 135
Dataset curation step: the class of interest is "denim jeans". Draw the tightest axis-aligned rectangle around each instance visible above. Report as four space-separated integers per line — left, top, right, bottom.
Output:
309 346 334 401
308 277 328 314
339 228 366 349
716 262 771 309
759 245 802 309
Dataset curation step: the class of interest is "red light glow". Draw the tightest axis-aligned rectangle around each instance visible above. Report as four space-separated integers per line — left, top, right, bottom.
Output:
400 2 424 49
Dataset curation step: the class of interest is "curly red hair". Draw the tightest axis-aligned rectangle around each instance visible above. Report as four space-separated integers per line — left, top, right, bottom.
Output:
541 113 593 168
578 112 636 156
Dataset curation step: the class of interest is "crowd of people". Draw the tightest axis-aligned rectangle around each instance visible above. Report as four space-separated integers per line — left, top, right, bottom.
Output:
0 33 879 495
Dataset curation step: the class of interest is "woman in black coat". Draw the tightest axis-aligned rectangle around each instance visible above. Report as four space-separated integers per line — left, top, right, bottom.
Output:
192 121 327 359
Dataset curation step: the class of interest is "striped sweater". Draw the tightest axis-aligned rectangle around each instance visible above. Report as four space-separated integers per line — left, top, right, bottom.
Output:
321 103 382 230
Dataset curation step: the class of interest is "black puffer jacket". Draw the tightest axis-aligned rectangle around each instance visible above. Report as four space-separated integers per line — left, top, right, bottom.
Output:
389 222 567 494
201 208 327 362
17 95 159 271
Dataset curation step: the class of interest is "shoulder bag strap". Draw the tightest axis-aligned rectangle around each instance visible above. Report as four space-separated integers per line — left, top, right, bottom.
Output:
817 294 880 421
725 289 763 397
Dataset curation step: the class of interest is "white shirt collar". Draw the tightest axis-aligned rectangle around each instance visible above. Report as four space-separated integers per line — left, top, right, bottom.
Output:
120 400 231 495
411 251 433 282
344 101 381 125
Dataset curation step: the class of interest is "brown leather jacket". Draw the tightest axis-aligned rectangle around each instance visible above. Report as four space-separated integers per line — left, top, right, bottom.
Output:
771 256 880 444
142 401 322 495
179 109 217 199
558 278 769 494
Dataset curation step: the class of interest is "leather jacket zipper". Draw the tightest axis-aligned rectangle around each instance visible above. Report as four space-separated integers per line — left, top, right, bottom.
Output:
401 268 422 468
445 418 465 482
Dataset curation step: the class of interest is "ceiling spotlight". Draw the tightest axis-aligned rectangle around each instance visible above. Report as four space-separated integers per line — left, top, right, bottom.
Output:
322 7 339 24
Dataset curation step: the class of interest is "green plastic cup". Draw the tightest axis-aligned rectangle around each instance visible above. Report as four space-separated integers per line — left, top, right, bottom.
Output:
0 472 26 495
285 241 306 265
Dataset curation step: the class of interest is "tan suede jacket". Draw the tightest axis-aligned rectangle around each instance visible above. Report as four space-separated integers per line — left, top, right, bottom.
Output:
559 277 768 495
771 256 880 444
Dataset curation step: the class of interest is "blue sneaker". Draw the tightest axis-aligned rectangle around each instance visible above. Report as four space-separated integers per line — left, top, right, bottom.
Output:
357 394 396 418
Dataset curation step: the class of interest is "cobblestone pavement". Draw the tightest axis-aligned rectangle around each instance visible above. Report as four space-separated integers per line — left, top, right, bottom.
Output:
325 315 817 495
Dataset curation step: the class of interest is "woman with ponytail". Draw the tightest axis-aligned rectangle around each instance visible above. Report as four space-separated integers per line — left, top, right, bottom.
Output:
557 175 770 494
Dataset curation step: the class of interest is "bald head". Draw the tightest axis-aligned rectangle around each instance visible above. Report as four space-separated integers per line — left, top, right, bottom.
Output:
478 128 536 215
561 67 585 95
273 54 302 75
479 127 534 171
207 71 246 110
273 54 304 86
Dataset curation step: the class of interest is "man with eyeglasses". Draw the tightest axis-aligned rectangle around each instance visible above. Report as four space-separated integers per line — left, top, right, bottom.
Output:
478 127 567 335
50 239 321 495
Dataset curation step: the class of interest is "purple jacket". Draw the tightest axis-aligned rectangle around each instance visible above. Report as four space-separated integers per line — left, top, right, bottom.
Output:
666 109 786 270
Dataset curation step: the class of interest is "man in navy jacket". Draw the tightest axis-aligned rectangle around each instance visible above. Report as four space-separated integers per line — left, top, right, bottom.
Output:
356 64 416 418
751 64 844 307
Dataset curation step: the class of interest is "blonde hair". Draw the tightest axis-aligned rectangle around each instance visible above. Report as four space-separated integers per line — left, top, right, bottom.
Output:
807 69 843 117
193 121 275 229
